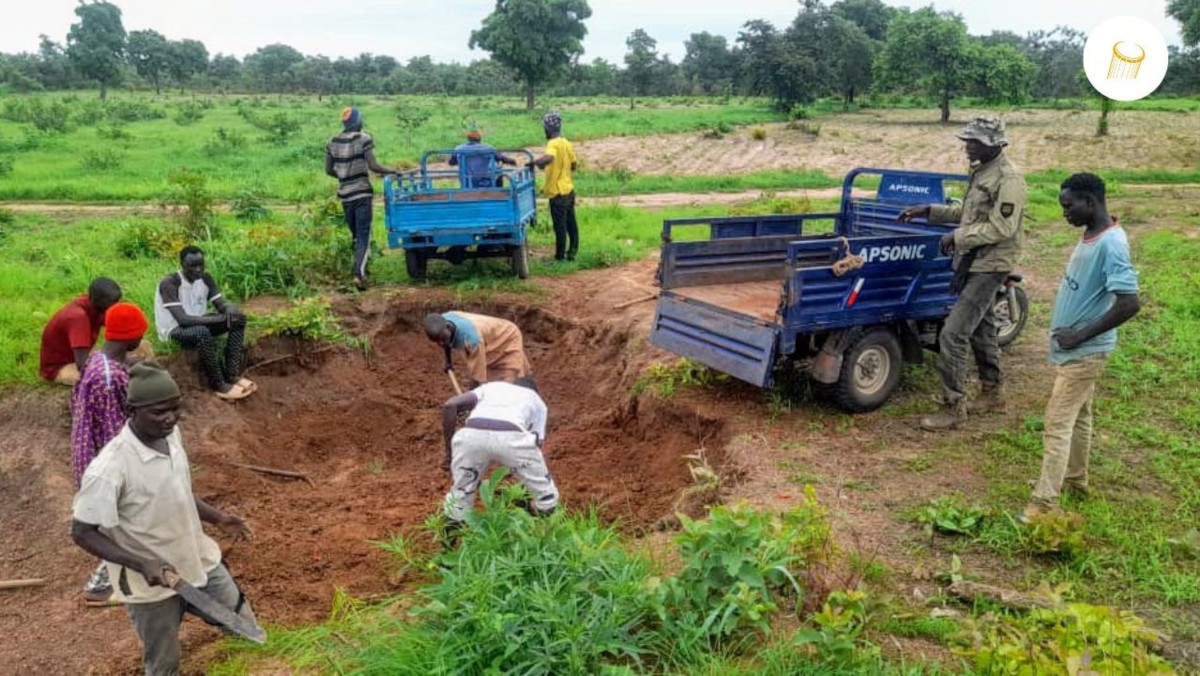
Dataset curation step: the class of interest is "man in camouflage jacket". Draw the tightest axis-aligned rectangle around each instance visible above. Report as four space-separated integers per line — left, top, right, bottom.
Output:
900 116 1027 431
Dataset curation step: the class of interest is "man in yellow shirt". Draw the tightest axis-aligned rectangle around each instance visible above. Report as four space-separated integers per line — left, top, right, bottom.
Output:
531 110 579 261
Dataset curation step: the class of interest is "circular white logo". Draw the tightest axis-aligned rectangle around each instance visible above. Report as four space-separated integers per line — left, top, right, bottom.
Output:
1083 16 1169 101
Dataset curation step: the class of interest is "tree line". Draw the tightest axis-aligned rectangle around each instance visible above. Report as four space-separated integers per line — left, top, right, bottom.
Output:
3 0 1200 116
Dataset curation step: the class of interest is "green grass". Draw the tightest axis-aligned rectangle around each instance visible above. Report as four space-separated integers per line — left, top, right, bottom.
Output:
0 199 749 386
0 93 783 202
912 225 1200 639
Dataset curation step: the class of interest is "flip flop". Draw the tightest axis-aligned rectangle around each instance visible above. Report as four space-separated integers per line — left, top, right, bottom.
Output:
215 383 252 401
236 377 258 393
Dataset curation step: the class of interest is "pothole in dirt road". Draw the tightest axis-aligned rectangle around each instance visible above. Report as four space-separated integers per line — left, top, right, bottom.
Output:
180 296 728 623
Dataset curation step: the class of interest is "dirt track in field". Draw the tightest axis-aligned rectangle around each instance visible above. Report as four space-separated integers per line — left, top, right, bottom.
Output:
578 108 1200 177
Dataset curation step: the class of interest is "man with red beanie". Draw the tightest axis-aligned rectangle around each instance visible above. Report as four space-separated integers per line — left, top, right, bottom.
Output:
71 301 150 604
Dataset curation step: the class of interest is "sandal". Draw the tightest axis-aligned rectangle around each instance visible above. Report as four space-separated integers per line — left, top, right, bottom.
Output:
215 383 252 401
236 377 258 393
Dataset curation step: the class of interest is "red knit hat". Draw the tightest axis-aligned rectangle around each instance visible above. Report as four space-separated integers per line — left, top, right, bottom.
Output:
104 302 148 342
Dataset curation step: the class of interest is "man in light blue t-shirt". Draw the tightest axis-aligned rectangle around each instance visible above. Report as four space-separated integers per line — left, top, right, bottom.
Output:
1024 173 1140 521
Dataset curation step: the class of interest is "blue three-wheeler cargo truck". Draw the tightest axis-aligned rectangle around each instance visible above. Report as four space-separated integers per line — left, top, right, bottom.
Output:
649 167 1028 412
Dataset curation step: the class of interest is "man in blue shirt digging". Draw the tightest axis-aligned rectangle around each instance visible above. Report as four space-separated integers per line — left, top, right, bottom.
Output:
1023 173 1141 522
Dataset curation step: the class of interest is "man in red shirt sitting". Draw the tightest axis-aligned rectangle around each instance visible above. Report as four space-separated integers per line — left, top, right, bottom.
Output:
39 278 123 385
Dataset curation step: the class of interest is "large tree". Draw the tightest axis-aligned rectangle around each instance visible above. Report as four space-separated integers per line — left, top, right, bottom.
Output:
1025 26 1085 100
208 53 241 90
127 29 170 94
968 42 1037 105
243 43 304 93
735 20 781 97
831 0 895 41
876 7 972 123
682 32 733 94
469 0 592 110
825 16 874 108
66 1 126 99
623 28 659 104
167 39 208 91
295 55 337 98
1169 0 1200 46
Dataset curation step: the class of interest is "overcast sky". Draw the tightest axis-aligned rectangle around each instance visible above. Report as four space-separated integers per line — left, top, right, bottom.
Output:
0 0 1184 64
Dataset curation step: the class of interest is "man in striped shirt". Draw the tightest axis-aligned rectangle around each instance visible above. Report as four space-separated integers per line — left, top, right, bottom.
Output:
325 107 399 291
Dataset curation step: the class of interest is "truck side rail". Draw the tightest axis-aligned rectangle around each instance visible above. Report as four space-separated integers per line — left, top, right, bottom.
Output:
658 213 840 289
779 234 956 345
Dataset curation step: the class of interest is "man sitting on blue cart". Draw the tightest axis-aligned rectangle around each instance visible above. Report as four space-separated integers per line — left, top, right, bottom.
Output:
449 127 517 189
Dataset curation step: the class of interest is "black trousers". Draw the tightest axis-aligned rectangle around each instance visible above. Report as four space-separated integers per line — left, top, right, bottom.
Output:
549 191 578 261
170 323 245 391
343 197 372 279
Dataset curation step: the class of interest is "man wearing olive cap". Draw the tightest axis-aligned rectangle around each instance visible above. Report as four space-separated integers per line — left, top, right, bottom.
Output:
900 116 1026 431
71 363 260 675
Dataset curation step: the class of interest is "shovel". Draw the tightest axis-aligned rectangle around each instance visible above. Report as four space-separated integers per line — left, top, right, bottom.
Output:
165 570 267 644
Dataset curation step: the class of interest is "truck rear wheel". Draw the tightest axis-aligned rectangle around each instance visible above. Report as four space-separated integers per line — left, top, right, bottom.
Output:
831 328 903 413
405 250 427 280
511 244 529 279
994 285 1028 348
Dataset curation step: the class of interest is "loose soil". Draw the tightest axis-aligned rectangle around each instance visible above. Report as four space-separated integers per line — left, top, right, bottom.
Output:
1 194 1192 674
0 283 727 675
579 108 1200 177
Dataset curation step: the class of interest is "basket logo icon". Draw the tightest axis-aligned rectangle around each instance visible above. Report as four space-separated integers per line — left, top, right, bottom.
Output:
1084 17 1168 101
1107 41 1145 79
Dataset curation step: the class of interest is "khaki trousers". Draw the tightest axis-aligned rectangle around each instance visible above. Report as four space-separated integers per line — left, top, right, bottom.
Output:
1032 354 1109 507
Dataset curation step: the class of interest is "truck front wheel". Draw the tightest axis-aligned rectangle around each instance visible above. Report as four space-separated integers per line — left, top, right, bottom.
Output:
831 328 903 413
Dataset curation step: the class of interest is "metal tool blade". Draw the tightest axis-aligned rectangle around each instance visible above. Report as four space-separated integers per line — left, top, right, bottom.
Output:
173 578 267 644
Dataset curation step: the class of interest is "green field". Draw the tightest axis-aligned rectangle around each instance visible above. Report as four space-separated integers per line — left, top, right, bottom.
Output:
0 93 783 202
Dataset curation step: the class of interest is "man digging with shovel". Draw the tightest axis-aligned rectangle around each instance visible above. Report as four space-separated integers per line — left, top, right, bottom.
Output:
71 363 264 675
424 311 532 391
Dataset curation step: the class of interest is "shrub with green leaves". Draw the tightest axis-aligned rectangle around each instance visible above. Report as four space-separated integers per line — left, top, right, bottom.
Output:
794 590 880 668
914 495 989 537
633 358 730 398
655 493 831 647
173 102 205 126
164 168 216 241
202 127 247 156
115 219 188 260
250 297 363 348
0 155 12 177
1018 511 1086 557
231 188 271 222
955 603 1175 675
79 149 125 172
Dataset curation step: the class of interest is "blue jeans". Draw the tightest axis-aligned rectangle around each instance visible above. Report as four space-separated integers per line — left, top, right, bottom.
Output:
343 197 372 279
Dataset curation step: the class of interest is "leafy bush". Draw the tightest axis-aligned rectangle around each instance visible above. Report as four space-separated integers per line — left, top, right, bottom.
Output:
172 102 205 126
361 473 661 673
955 603 1175 675
1 97 73 133
164 168 216 241
203 219 349 299
633 358 730 398
96 123 132 141
250 297 362 348
788 105 813 120
702 120 734 139
115 219 188 260
104 99 165 122
80 149 125 172
239 105 303 145
202 126 247 156
794 590 880 668
0 156 12 177
1018 511 1086 557
915 495 989 537
654 494 830 648
231 188 271 222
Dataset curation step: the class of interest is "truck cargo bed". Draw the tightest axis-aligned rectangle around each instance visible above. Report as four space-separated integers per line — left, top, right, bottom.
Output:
671 281 782 322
